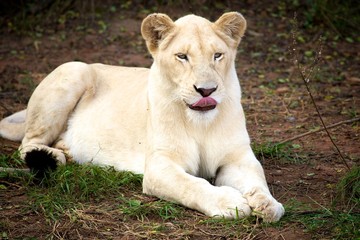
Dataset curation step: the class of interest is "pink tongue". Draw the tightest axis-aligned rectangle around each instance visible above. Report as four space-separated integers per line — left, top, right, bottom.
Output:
192 97 217 107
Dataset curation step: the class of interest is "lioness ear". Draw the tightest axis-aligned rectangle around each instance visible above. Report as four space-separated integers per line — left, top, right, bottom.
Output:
141 13 175 54
214 12 247 47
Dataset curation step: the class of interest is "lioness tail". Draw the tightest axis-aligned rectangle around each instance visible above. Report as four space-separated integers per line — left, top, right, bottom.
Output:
0 109 26 142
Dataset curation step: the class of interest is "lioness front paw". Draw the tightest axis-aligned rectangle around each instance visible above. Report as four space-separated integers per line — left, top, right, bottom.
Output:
206 186 251 219
244 187 285 222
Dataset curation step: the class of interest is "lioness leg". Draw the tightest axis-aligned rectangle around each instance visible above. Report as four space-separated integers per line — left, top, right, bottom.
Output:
143 153 251 219
215 146 285 222
21 62 96 172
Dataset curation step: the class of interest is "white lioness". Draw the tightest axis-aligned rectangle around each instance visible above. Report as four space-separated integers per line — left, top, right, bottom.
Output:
0 12 284 221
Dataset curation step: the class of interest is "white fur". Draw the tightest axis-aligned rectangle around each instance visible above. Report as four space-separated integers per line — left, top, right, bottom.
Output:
0 12 284 222
0 109 26 141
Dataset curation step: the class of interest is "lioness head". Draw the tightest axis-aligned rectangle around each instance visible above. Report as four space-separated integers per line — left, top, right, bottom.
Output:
141 12 246 123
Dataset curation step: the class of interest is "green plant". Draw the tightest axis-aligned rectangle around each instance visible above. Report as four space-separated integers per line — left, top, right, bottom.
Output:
302 0 360 37
335 166 360 209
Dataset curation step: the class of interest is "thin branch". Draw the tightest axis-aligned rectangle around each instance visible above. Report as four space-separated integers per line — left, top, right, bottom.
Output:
0 167 30 173
279 117 360 145
291 13 350 170
297 60 350 170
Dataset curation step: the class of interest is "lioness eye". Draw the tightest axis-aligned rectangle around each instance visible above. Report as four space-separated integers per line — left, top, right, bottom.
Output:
176 53 188 61
214 52 223 61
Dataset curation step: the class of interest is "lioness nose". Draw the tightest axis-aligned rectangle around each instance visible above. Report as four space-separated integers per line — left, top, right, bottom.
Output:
194 85 217 97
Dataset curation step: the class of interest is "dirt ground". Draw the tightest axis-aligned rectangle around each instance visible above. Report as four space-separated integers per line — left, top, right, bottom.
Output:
0 2 359 239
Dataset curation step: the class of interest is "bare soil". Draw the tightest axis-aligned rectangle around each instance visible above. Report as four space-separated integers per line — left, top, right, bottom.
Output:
1 2 359 239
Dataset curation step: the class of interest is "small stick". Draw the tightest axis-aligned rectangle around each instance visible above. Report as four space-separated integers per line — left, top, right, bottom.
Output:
279 117 360 145
0 167 30 173
297 55 351 170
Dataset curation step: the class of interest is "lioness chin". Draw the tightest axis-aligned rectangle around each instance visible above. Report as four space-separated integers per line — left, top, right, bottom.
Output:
0 12 284 222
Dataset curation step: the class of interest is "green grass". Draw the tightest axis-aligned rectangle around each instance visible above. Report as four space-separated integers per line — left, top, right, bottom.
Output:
0 155 183 222
0 151 23 168
0 152 33 187
335 166 360 209
252 142 306 164
277 198 360 239
27 164 143 220
198 216 258 238
1 152 359 239
118 196 185 221
277 166 360 240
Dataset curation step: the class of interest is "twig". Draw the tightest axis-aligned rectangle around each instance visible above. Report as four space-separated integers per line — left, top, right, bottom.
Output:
279 117 360 144
291 13 351 170
297 54 350 170
193 225 224 237
0 167 30 173
0 180 24 189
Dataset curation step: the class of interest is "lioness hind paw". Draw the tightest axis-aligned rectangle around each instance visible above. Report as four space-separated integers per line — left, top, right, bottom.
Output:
25 149 59 177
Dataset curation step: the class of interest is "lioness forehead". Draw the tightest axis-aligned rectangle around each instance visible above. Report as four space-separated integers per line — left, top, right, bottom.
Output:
175 14 212 26
174 14 215 35
169 15 226 53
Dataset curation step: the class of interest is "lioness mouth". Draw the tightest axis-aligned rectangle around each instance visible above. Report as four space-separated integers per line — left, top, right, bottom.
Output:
188 97 217 111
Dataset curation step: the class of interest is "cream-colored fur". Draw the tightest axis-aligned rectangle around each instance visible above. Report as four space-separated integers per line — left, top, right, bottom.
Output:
0 12 284 221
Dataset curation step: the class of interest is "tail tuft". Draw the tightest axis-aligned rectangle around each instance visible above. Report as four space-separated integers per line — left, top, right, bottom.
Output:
25 149 58 178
